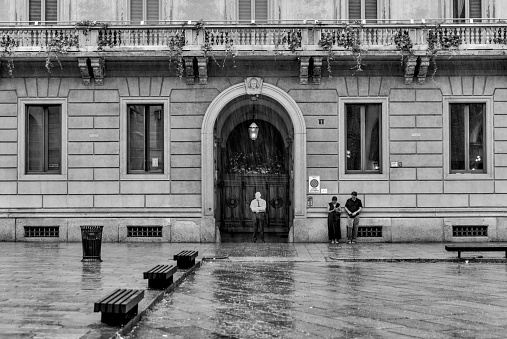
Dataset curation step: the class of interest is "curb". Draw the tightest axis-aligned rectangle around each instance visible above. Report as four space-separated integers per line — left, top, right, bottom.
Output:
81 260 203 339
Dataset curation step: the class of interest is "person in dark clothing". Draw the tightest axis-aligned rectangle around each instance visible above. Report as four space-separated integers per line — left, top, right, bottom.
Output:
327 196 341 244
345 191 362 243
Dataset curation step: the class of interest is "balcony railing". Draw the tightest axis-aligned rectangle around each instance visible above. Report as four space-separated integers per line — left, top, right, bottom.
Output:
2 22 507 56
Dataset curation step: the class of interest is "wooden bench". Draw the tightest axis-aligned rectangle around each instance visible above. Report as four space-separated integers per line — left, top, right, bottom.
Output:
173 250 198 269
445 244 507 259
94 289 144 325
143 264 177 289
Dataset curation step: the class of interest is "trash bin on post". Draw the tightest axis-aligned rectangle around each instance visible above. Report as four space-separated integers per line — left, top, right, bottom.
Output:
80 226 103 262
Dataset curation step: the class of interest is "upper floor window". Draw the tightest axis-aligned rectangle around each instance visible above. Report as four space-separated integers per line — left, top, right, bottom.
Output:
130 0 160 24
345 104 381 173
348 0 377 21
29 0 58 22
127 104 164 174
453 0 482 21
239 0 268 23
450 103 485 173
26 105 61 174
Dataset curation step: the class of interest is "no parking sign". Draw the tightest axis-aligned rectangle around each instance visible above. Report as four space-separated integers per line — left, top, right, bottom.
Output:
308 176 320 193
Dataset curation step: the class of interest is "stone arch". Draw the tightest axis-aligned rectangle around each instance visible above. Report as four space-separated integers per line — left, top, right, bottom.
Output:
201 82 306 242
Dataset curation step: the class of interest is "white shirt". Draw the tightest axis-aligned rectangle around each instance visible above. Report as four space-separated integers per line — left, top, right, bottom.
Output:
250 198 266 213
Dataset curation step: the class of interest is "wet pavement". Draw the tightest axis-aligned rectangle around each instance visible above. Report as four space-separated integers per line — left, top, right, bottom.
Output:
0 242 506 338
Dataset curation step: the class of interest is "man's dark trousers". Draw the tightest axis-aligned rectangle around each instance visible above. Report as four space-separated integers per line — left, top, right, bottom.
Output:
252 212 265 242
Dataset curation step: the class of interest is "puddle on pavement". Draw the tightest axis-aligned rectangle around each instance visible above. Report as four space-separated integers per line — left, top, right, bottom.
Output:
124 261 507 339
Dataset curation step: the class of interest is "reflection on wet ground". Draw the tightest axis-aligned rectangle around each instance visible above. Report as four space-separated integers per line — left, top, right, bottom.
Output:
126 261 507 339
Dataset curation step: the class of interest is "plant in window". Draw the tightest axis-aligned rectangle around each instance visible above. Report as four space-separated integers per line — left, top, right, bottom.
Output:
393 30 413 66
43 32 79 73
0 34 17 77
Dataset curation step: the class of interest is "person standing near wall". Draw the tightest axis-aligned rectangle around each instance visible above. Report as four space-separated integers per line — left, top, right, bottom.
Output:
250 192 266 243
327 196 341 244
345 191 362 244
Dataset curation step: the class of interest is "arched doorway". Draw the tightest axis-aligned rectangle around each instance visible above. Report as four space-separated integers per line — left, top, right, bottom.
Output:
216 97 294 242
200 80 307 243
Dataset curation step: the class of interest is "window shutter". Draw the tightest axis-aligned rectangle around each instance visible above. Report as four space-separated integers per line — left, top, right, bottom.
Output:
27 106 44 172
238 0 251 21
45 0 58 21
29 0 42 22
47 106 61 172
146 0 159 22
470 0 482 18
365 0 377 20
348 0 361 20
255 0 268 23
131 0 143 23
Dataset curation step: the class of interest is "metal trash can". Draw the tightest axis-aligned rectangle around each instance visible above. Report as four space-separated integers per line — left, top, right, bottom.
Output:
80 226 103 262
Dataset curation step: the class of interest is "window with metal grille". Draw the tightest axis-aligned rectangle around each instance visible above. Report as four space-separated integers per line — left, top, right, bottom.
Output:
127 226 163 237
357 226 382 237
29 0 58 22
130 0 159 23
348 0 377 20
238 0 268 23
453 225 488 237
24 226 59 237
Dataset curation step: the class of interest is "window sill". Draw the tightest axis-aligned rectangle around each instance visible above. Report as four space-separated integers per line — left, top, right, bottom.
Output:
120 173 169 181
341 173 388 180
18 173 67 181
445 172 493 180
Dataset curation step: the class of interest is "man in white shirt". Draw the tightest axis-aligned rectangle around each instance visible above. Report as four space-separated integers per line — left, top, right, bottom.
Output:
250 192 266 243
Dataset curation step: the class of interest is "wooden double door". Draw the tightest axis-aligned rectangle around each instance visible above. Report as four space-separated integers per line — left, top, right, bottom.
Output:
218 174 290 236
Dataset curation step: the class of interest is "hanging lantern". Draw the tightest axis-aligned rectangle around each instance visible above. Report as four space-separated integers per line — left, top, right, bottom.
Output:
248 122 259 140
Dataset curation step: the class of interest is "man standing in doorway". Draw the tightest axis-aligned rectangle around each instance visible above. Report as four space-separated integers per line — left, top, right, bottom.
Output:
345 191 362 244
250 192 266 243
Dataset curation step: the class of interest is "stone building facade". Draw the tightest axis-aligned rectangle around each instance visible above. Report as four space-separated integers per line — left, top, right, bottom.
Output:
0 0 506 242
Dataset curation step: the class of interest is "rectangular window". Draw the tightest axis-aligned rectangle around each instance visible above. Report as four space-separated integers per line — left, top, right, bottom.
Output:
345 104 381 173
29 0 58 22
450 103 485 173
453 0 481 21
130 0 159 23
239 0 268 22
26 105 61 174
348 0 377 20
127 104 164 174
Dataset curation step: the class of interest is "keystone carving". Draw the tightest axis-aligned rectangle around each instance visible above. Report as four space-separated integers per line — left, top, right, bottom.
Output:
77 58 91 85
404 55 417 85
183 56 195 85
299 57 310 85
417 56 431 85
245 77 263 95
313 57 322 85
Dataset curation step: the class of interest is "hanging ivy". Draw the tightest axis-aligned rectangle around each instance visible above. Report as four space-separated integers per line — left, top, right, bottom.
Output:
0 34 17 77
336 23 366 72
318 33 335 76
393 29 413 66
168 31 186 78
194 19 236 69
426 23 462 79
43 33 79 73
